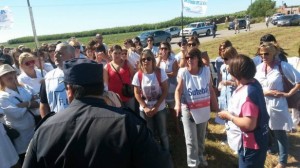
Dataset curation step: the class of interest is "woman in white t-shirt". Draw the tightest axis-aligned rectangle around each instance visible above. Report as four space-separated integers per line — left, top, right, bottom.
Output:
175 48 219 168
132 49 170 151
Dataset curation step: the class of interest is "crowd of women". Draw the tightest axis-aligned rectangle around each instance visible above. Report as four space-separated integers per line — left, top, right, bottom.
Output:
0 32 299 168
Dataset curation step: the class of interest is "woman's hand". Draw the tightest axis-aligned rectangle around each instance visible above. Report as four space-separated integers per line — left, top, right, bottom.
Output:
218 110 231 121
144 107 154 117
174 104 181 117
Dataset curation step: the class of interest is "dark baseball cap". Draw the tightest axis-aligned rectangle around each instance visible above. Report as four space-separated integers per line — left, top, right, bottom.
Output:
63 58 103 85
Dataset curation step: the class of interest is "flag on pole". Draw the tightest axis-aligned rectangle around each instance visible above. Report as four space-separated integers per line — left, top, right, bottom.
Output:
0 6 13 29
183 0 207 14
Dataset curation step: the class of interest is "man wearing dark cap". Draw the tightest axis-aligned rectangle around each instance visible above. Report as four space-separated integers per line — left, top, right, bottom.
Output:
23 58 173 168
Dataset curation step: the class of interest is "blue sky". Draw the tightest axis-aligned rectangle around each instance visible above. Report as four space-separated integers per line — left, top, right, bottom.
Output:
0 0 299 43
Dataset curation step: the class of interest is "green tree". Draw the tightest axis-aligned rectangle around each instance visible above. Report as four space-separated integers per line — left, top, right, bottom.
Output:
247 0 276 17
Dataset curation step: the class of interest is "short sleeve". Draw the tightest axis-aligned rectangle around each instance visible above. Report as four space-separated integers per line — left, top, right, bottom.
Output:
241 97 259 118
131 72 140 87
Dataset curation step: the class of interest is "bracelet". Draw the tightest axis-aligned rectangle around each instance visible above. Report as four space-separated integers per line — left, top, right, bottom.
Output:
27 101 31 108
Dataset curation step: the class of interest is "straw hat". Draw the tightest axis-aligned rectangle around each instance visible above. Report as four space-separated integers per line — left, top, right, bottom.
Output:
0 64 15 77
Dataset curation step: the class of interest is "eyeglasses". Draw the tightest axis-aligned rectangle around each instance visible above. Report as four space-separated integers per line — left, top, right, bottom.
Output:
24 60 35 66
73 46 80 49
188 43 196 47
141 57 152 62
178 43 187 47
259 53 270 56
160 47 168 51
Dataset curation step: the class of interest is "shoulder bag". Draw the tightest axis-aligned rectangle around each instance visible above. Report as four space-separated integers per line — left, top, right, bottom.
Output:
278 63 300 110
111 62 134 98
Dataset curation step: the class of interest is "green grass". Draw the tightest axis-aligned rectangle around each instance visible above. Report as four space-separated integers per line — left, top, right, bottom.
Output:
200 26 300 59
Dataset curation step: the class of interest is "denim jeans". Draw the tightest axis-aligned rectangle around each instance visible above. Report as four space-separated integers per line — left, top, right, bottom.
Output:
238 146 267 168
273 130 288 165
181 107 207 167
140 108 169 151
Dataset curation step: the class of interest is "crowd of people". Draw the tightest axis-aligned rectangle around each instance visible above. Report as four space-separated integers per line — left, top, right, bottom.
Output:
0 32 299 168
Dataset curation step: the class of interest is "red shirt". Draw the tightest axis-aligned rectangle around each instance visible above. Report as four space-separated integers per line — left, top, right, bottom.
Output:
107 61 132 102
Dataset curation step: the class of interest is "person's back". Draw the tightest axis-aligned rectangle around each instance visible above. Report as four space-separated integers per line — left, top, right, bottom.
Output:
23 98 172 168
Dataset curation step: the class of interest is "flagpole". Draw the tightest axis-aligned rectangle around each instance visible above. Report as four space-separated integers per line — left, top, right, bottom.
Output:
181 0 184 39
27 0 43 77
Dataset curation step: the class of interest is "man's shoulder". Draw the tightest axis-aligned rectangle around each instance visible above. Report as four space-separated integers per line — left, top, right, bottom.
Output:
45 68 63 79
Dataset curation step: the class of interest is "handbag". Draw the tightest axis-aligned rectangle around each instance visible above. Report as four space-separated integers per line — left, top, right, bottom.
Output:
110 62 134 98
278 63 300 110
3 123 20 141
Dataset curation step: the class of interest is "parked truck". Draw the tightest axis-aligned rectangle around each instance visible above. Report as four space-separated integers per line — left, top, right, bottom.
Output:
180 22 213 37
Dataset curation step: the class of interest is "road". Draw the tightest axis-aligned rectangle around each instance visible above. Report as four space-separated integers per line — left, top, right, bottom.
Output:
170 22 274 50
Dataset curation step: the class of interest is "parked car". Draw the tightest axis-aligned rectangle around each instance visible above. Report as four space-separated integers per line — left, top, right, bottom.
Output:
164 27 181 37
228 19 247 30
271 15 284 25
180 22 212 37
138 30 172 47
277 14 300 26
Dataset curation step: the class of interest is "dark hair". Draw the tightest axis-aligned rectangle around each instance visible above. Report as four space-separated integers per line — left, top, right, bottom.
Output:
147 36 154 41
124 39 135 47
187 48 203 68
95 44 106 55
260 34 277 43
65 83 104 99
223 46 238 59
228 54 256 80
159 41 172 57
109 45 122 53
220 40 232 48
188 36 200 46
0 53 13 66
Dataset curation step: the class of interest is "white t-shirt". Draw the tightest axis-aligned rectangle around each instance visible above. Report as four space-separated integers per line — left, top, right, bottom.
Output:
18 69 45 95
127 51 140 70
177 67 211 124
132 69 168 111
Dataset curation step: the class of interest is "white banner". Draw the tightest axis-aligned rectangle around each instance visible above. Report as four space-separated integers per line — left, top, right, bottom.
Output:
183 0 207 14
0 6 13 29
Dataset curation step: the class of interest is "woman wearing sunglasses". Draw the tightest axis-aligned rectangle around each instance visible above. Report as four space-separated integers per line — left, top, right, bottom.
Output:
132 49 170 151
255 42 300 168
17 52 46 97
0 64 38 165
175 48 219 168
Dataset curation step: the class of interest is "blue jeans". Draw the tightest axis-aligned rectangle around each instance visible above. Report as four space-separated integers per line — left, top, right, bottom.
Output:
181 108 207 167
238 146 267 168
273 130 288 165
140 108 169 151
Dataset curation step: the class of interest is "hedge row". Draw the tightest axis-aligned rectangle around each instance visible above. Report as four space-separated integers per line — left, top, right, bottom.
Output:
8 11 247 44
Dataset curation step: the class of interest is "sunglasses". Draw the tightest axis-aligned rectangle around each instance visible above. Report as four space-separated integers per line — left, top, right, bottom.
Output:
185 56 195 60
73 46 80 49
147 40 153 42
178 43 187 47
188 43 196 47
259 53 270 56
160 47 168 51
141 57 152 62
24 60 35 66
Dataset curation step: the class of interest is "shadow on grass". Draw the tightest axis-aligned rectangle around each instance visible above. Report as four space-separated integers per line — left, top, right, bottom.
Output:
286 133 300 167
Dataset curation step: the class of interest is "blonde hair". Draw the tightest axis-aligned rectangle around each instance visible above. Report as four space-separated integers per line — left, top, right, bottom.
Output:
259 42 279 61
18 52 35 65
